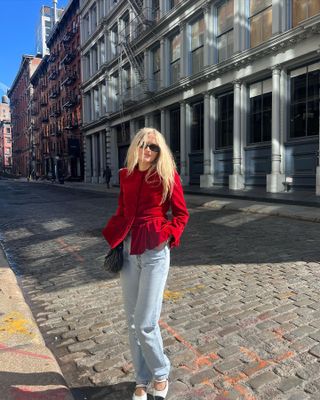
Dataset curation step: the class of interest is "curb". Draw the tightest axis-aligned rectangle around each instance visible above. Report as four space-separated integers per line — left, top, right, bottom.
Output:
0 244 74 400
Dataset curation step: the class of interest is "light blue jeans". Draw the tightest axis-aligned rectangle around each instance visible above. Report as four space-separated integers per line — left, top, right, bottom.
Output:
120 235 170 385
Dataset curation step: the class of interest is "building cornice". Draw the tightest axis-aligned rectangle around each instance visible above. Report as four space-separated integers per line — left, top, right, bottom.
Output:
8 55 38 97
101 14 320 122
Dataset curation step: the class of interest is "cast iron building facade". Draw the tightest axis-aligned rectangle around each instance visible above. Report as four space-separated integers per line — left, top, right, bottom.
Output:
80 0 320 194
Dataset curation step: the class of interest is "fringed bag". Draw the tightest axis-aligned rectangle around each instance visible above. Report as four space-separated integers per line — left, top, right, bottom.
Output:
103 242 124 273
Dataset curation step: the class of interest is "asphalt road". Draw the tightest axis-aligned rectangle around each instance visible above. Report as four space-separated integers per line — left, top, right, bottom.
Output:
1 179 320 400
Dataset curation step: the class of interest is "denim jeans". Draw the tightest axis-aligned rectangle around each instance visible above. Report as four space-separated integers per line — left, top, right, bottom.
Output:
120 235 170 385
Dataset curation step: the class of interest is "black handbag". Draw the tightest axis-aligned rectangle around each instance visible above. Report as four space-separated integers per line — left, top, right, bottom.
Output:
104 242 124 273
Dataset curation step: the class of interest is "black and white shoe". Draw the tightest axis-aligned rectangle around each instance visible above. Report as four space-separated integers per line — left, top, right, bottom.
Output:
153 380 168 399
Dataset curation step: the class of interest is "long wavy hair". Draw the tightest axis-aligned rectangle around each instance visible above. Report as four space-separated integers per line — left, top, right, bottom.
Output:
125 127 176 203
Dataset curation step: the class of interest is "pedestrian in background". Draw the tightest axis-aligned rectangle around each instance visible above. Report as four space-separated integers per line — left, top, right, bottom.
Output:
103 127 189 400
103 165 112 188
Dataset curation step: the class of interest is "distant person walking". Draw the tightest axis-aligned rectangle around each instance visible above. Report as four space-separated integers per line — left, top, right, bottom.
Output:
103 165 112 188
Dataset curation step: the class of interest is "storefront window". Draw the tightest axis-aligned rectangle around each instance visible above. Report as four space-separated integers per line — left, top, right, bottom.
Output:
217 0 234 62
249 79 272 143
249 0 272 48
217 92 233 148
191 101 204 151
290 64 320 138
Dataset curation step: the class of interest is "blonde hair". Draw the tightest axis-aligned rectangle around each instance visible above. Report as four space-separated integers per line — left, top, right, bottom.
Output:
125 127 176 203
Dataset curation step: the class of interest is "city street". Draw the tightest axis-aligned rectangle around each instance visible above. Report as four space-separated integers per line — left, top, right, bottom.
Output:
0 179 320 400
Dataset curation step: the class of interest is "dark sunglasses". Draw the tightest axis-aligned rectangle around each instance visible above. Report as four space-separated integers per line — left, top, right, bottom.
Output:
139 142 160 153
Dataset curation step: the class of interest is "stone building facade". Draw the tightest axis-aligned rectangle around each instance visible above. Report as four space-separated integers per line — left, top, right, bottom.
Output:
80 0 320 194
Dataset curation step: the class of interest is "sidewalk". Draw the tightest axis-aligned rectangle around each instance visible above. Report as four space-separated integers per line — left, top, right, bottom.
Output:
32 179 320 224
0 244 74 400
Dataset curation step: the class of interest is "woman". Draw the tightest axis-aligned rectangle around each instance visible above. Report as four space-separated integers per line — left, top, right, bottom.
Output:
103 128 189 400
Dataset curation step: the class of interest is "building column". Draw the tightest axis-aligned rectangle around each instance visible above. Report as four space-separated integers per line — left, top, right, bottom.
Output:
180 22 188 78
180 101 189 185
229 80 244 190
99 131 106 183
91 134 98 183
160 38 168 88
144 49 152 91
145 114 151 127
105 30 111 62
109 127 118 183
267 66 285 192
272 0 282 35
200 92 214 187
130 119 136 140
203 2 213 66
84 136 92 183
160 108 170 141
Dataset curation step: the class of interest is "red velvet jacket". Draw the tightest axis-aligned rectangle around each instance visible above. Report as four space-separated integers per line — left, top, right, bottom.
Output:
102 167 189 255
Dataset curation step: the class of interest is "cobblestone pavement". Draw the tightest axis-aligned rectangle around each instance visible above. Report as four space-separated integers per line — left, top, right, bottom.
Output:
0 180 320 400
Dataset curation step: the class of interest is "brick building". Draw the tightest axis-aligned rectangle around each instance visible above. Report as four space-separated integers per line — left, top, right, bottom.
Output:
45 0 83 181
8 55 42 177
30 56 50 178
0 95 12 173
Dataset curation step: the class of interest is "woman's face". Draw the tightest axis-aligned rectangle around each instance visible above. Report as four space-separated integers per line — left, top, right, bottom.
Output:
138 133 160 168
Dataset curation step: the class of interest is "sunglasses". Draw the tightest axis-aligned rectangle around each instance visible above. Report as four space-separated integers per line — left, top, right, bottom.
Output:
139 142 160 153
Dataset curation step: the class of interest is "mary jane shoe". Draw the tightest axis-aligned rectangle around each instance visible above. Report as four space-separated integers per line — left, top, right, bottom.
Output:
153 380 169 399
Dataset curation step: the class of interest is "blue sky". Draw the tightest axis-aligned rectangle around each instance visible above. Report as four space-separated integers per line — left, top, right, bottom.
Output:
0 0 69 96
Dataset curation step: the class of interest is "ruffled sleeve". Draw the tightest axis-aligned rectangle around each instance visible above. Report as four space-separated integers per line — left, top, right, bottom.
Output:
115 169 125 216
165 172 189 248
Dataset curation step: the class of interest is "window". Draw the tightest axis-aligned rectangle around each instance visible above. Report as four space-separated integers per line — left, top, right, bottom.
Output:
91 5 97 31
292 0 320 27
152 46 161 91
191 101 204 151
190 18 204 75
169 32 181 84
83 13 90 40
122 13 130 42
249 0 272 48
112 73 120 110
92 45 98 72
99 37 106 64
110 24 118 58
123 65 131 94
217 92 233 148
169 0 180 9
249 79 272 143
290 64 320 138
93 87 100 119
152 0 160 21
101 82 108 115
217 0 234 62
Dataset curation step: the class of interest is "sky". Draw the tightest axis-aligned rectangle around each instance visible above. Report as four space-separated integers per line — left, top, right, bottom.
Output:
0 0 69 96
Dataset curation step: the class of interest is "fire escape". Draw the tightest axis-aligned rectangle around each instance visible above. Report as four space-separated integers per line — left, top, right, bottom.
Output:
117 0 159 124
